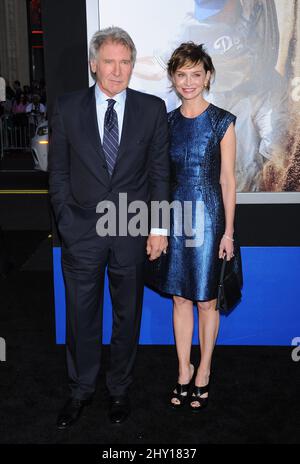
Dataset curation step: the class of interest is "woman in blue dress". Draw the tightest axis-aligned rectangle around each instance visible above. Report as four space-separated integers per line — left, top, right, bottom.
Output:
157 42 242 411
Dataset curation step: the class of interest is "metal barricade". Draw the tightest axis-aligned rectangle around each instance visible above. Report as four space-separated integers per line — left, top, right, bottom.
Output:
0 113 42 159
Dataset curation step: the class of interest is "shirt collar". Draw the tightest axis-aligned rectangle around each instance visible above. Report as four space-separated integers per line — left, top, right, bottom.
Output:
95 83 127 107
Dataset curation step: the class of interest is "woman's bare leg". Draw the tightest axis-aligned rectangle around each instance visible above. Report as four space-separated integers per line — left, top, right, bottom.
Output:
171 295 194 405
191 298 219 407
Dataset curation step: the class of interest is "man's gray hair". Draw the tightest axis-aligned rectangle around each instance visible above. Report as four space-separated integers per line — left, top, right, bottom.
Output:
89 26 137 65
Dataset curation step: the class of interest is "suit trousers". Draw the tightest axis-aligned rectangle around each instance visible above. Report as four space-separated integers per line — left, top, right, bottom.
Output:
61 233 145 400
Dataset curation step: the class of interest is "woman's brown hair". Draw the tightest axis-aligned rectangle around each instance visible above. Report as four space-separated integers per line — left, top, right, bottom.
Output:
167 42 215 91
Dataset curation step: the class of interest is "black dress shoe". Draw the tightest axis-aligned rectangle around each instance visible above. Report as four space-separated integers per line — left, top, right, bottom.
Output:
109 396 130 424
56 397 92 430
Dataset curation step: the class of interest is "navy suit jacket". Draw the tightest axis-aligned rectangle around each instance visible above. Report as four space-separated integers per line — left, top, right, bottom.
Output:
48 85 170 265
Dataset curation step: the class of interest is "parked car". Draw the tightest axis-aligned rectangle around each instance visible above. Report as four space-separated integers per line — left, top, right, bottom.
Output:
31 121 48 171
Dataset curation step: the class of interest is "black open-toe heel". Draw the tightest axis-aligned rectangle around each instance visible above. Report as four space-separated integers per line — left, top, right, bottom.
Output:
170 364 194 409
190 382 210 412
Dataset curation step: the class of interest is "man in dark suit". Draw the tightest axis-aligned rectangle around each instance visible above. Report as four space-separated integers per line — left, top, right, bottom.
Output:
49 27 169 429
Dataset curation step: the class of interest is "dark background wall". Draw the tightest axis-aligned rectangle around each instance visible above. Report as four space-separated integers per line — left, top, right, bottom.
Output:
236 204 300 246
40 0 300 247
41 0 89 120
41 0 89 244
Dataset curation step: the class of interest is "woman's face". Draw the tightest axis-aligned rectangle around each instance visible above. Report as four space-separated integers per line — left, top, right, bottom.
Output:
172 61 210 101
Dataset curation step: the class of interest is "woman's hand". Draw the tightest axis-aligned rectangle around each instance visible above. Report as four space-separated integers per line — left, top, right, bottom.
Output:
219 235 234 261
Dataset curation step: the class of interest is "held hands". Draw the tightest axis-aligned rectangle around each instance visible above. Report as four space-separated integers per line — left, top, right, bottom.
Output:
219 234 234 261
146 235 168 261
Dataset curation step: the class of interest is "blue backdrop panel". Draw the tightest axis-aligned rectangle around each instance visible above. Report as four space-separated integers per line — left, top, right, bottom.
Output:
53 247 300 346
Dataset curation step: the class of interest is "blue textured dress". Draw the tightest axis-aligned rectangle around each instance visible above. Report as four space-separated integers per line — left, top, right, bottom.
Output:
157 103 243 302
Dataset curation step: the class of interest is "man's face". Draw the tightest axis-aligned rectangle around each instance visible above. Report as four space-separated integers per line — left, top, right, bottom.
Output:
91 41 133 97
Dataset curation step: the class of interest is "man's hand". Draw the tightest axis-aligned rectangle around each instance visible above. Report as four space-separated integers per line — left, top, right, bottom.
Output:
146 235 168 261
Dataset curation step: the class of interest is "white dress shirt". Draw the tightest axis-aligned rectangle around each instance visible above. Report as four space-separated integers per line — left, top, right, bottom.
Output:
95 84 126 144
94 84 167 237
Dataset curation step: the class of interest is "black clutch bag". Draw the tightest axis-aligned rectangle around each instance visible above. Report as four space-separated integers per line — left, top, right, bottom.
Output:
216 253 242 313
144 250 169 292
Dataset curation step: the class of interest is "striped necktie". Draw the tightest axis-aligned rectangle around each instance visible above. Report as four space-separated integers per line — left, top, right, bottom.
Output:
102 98 119 176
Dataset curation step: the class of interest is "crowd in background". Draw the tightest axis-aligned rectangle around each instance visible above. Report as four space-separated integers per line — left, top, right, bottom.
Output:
0 79 47 128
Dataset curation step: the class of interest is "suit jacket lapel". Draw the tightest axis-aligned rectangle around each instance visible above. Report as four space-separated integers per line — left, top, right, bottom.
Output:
113 88 139 172
79 86 139 184
80 84 110 185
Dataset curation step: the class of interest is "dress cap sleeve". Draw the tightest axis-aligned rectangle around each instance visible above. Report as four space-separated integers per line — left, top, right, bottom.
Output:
217 111 236 142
